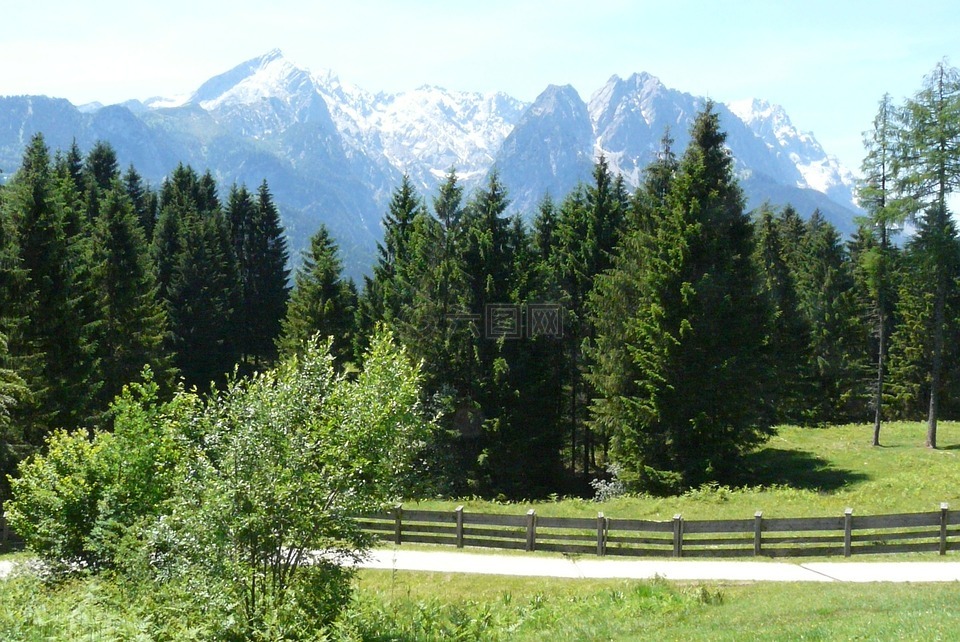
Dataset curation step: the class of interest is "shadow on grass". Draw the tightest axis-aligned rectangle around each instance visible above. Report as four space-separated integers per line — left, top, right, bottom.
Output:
732 447 870 491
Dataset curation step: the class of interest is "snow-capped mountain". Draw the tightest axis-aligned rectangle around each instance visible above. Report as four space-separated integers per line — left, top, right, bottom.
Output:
0 49 862 276
316 74 525 187
494 84 596 214
728 98 858 208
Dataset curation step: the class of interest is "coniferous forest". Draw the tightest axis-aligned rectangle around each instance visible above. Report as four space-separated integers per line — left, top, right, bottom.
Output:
3 63 960 506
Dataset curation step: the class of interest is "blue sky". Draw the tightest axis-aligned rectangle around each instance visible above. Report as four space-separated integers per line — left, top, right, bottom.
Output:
1 0 956 174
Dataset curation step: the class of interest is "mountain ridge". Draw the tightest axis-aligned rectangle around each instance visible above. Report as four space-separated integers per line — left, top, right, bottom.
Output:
0 49 863 277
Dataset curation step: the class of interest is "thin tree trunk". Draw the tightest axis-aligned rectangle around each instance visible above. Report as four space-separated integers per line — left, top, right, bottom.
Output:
927 271 945 449
872 306 885 447
873 228 887 447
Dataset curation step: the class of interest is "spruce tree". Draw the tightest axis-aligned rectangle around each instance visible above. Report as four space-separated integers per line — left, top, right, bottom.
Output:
82 141 120 222
793 212 869 423
89 184 174 407
0 192 32 501
123 164 157 240
167 208 240 390
277 224 355 365
4 134 99 439
226 181 290 372
752 204 809 425
552 157 626 477
588 103 772 492
156 165 241 390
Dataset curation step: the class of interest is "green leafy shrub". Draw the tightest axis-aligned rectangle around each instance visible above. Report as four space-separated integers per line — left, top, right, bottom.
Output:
6 370 195 573
6 428 111 570
7 331 428 638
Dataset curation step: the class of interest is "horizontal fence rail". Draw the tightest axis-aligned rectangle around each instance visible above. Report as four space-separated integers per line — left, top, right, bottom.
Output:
357 503 960 559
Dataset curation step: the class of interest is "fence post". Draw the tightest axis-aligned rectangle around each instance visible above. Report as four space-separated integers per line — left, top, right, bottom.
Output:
526 509 537 552
673 514 683 558
393 504 402 546
455 505 465 549
940 503 950 555
843 508 853 557
754 511 763 556
597 512 607 556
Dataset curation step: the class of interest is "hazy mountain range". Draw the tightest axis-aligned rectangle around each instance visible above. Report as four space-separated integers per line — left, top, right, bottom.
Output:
0 49 861 277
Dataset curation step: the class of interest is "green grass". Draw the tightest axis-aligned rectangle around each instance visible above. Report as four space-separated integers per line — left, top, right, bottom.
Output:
352 569 960 641
405 421 960 520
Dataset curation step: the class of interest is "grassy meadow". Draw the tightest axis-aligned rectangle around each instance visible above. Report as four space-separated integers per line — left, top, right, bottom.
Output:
406 421 960 520
351 569 960 641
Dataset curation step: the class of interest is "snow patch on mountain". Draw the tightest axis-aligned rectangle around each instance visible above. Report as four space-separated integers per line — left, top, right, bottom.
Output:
727 98 858 207
189 49 321 124
315 75 527 190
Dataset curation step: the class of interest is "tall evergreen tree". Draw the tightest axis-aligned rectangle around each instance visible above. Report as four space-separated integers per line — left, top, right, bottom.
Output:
151 202 185 305
3 134 98 439
895 61 960 448
89 184 174 407
752 204 810 424
167 207 240 390
154 165 241 389
356 176 424 359
277 224 355 365
61 139 85 196
793 212 869 423
123 164 157 240
226 181 290 372
552 156 626 477
0 190 32 502
588 103 772 492
857 93 907 444
82 141 120 222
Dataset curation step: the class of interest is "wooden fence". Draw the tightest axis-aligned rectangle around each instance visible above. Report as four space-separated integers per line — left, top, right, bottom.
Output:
357 503 960 558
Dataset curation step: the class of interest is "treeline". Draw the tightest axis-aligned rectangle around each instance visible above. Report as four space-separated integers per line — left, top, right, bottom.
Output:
0 135 291 498
3 61 959 500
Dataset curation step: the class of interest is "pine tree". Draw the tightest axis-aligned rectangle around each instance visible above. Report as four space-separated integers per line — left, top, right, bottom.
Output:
752 204 809 424
123 164 157 240
277 224 355 364
552 156 626 477
82 141 120 222
356 176 424 361
4 134 99 439
167 208 240 390
151 202 185 305
226 181 290 372
0 330 29 504
0 190 32 502
886 217 960 420
89 184 174 407
793 212 869 423
155 165 241 390
857 93 908 444
895 61 960 448
62 139 85 196
588 103 772 492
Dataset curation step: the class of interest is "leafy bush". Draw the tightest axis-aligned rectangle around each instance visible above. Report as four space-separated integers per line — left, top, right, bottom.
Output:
8 331 428 638
6 428 111 570
6 370 195 573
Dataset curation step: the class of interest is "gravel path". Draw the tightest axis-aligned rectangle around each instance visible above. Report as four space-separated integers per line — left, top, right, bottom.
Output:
361 548 960 583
